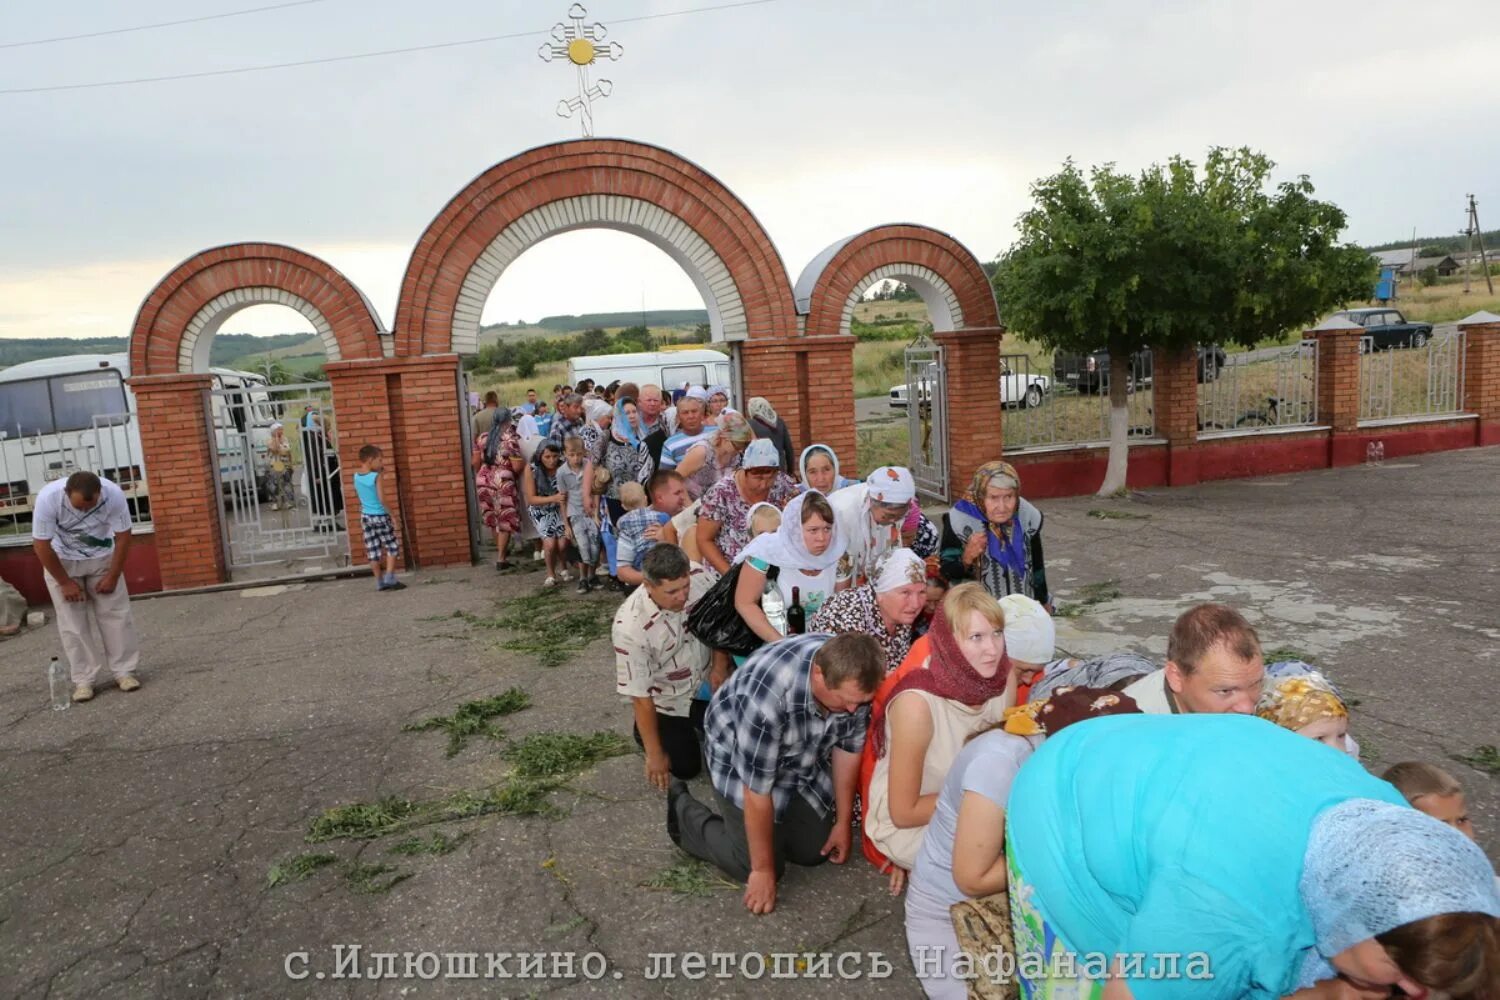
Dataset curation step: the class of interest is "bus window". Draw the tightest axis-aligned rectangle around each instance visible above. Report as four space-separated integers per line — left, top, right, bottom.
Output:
660 364 707 390
49 371 127 432
0 380 55 436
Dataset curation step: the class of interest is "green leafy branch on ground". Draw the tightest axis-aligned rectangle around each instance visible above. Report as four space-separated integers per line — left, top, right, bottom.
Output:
445 590 616 667
402 688 532 757
265 852 412 895
1450 745 1500 776
1054 579 1122 619
640 856 740 897
266 852 338 888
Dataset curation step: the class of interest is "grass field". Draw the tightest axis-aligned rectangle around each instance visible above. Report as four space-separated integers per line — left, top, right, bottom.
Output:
1377 276 1500 325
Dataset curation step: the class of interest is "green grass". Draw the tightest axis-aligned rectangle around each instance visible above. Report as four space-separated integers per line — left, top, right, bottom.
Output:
1450 745 1500 776
1087 508 1150 520
386 831 467 856
1262 647 1315 664
503 730 633 779
402 688 532 757
640 857 740 897
1054 579 1121 619
306 796 422 843
266 852 339 888
343 861 413 895
451 590 616 667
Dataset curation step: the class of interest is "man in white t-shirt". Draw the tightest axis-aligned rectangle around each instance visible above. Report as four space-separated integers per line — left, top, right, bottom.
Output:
31 471 142 702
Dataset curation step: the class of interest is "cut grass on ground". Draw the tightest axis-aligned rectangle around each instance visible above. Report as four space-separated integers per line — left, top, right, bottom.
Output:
386 831 467 856
503 730 632 779
266 852 339 888
449 590 615 668
1054 579 1121 619
1087 508 1150 521
640 857 740 897
403 688 532 757
343 861 413 895
1450 745 1500 776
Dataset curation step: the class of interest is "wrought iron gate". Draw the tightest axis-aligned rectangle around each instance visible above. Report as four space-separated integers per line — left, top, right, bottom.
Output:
904 336 949 501
209 382 350 574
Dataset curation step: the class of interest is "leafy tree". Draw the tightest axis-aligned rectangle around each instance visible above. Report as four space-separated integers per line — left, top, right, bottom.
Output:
1418 266 1439 287
615 325 655 351
994 147 1373 495
691 323 712 343
578 327 610 355
514 345 538 380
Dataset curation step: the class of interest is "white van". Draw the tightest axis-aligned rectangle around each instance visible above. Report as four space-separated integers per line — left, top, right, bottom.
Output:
566 349 731 394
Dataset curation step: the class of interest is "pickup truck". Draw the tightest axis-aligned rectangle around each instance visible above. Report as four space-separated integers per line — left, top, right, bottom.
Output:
1331 308 1434 352
889 362 1051 409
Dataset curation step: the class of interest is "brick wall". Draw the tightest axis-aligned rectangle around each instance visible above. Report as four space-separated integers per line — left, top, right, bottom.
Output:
739 336 858 475
1313 325 1362 435
1460 318 1500 446
1152 345 1201 485
127 374 227 589
326 354 473 569
933 327 1005 499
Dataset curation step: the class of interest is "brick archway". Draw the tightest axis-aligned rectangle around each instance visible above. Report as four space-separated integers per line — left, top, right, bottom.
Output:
393 139 798 356
794 224 1003 497
129 243 388 375
794 224 1000 337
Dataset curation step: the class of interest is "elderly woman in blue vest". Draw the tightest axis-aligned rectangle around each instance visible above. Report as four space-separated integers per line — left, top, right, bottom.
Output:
940 461 1048 610
1005 713 1500 1000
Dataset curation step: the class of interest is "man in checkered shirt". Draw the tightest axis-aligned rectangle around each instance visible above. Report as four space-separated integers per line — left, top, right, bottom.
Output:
668 632 885 915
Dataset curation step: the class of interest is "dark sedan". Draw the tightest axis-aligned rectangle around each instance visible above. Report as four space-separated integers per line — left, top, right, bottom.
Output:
1333 308 1434 352
1052 345 1226 394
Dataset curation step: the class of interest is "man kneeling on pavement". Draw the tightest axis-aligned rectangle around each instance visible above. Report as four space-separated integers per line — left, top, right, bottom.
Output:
668 631 884 915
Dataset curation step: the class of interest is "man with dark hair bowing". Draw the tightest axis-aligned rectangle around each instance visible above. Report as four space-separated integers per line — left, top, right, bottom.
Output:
669 632 885 914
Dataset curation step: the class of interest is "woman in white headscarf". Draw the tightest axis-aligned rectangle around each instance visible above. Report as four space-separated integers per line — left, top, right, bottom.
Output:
748 396 796 473
809 547 929 673
829 466 919 589
732 490 847 645
706 384 732 419
578 398 614 465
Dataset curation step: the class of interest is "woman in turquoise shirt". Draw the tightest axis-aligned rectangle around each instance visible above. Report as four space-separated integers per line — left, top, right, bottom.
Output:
1005 714 1499 1000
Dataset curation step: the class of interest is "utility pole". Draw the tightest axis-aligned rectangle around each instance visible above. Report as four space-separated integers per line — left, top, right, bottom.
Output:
1464 194 1494 295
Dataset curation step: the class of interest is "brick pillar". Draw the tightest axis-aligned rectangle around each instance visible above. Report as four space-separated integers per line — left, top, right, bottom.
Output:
1310 317 1364 466
325 354 473 569
739 335 857 475
1458 312 1500 446
934 326 1004 500
1153 345 1201 486
127 373 228 590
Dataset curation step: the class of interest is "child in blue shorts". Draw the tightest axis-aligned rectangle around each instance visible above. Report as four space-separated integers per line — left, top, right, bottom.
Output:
354 444 405 592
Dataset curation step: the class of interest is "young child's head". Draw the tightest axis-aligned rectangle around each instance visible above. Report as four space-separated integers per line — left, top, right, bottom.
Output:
619 482 648 511
563 435 586 467
358 444 383 471
747 502 781 539
923 571 950 621
1383 762 1476 841
1255 671 1351 753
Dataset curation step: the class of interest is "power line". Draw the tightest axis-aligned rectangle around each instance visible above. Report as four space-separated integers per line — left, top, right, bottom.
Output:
0 0 331 51
0 0 778 95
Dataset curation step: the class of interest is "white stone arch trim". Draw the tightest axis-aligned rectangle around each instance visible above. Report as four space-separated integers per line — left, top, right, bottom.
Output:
844 264 963 334
451 195 748 355
178 286 339 372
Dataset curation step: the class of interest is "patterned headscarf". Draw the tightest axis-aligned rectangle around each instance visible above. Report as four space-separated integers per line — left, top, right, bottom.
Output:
871 548 925 594
953 461 1026 574
1002 685 1141 736
748 397 779 426
1256 672 1347 732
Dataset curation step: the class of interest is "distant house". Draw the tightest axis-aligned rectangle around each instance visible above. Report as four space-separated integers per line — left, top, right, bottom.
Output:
1368 248 1458 276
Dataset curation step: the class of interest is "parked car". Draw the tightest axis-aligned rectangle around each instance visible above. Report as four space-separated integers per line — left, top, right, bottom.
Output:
888 362 1051 410
1051 345 1226 394
1331 308 1433 352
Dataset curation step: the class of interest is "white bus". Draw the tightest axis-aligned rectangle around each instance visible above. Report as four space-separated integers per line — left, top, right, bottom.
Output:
567 349 731 396
0 353 276 529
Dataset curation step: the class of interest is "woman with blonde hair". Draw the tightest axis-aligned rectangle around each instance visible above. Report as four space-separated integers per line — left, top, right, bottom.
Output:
675 411 754 501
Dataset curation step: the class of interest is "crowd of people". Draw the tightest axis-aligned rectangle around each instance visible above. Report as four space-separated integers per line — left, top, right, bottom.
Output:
468 379 1498 1000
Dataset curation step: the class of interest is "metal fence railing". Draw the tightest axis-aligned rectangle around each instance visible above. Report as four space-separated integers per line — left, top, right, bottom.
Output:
0 414 152 543
1198 341 1320 435
1358 330 1466 423
1002 351 1156 452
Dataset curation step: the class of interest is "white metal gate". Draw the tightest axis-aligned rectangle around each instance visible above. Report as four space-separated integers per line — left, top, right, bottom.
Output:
904 336 950 502
209 382 350 574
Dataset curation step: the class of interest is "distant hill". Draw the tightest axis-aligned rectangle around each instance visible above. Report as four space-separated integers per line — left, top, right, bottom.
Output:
0 333 320 370
486 309 709 335
1366 230 1500 255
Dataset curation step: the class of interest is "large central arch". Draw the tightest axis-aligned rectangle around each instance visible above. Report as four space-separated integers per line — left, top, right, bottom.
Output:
394 139 799 356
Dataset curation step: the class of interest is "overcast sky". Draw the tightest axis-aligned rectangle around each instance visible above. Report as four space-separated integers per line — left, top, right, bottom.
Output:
3 0 1496 340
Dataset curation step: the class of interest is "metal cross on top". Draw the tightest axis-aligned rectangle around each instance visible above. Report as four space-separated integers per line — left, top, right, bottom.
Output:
538 4 624 138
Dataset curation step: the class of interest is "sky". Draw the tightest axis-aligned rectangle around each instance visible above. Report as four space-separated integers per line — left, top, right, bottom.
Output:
2 0 1497 340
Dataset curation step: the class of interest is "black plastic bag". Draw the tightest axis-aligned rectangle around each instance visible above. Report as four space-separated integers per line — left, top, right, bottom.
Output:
686 562 777 657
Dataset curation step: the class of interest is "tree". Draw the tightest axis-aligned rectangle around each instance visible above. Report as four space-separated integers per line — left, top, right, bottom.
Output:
615 324 655 351
994 147 1373 495
578 327 610 355
514 344 538 379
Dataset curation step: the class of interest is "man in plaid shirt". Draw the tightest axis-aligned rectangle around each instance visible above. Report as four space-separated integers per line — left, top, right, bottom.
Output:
669 632 885 915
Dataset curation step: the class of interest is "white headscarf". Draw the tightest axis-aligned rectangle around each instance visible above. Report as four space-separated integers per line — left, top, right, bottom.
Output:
734 491 847 572
583 399 612 424
871 548 925 593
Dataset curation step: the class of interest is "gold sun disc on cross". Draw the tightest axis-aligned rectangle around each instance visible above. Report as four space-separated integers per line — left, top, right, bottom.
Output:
538 4 624 137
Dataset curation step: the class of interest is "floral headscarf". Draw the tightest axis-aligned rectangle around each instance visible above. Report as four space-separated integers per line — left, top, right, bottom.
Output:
952 461 1026 575
1256 672 1348 732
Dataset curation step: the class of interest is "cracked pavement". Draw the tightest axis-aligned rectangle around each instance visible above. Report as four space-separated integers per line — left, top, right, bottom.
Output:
0 447 1496 997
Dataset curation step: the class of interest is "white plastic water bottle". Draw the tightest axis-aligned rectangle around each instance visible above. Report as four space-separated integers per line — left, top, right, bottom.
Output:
48 657 69 712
